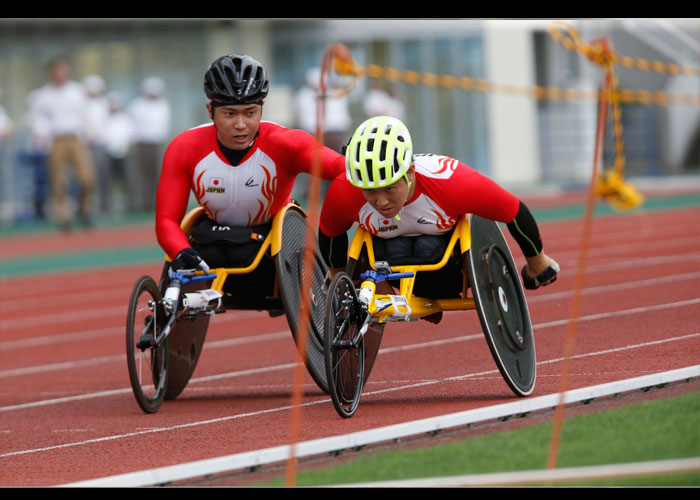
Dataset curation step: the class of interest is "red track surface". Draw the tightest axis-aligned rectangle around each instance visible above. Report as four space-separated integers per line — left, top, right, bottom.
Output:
1 202 699 486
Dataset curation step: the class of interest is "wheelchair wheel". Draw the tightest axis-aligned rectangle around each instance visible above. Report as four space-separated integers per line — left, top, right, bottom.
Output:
275 207 330 394
345 250 387 388
324 272 365 418
466 215 536 397
126 275 169 413
157 264 210 401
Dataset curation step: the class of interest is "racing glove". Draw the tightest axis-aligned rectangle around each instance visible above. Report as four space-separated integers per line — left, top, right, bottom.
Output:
170 247 210 274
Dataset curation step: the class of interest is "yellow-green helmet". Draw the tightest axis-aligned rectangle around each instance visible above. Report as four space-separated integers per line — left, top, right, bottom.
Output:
345 116 413 189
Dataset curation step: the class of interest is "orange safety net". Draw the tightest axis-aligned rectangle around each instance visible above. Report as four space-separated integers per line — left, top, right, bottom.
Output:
284 43 354 486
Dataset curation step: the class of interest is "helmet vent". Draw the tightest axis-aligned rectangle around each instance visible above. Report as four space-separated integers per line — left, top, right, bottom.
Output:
379 141 387 163
365 160 374 183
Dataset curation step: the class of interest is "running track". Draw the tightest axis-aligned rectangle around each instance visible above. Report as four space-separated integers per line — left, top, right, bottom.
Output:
1 191 699 486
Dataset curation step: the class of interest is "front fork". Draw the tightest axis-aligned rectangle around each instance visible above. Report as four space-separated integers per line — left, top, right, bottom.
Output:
137 271 218 351
335 263 414 349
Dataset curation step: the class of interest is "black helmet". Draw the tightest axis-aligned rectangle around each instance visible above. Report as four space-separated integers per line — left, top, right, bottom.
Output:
204 54 269 105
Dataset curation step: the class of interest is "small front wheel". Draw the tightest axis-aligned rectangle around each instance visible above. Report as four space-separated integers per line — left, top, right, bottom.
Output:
323 272 366 418
126 276 169 413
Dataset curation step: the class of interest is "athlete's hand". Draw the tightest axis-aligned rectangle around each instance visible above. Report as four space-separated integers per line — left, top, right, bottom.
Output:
171 248 210 274
522 253 559 290
324 267 345 287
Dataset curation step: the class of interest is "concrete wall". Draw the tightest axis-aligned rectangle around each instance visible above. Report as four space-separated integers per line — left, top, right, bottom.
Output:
484 21 542 185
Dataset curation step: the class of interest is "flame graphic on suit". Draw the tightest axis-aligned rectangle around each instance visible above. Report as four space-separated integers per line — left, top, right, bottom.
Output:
249 165 277 226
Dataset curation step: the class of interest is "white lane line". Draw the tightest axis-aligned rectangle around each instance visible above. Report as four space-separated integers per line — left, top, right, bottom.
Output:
526 271 700 303
2 269 698 352
0 330 290 378
533 297 700 330
550 241 700 270
1 296 698 379
559 253 700 275
0 301 266 330
0 363 299 413
0 308 276 350
1 306 127 329
360 333 700 398
1 333 698 459
1 296 698 408
2 251 698 333
53 365 700 487
0 326 123 350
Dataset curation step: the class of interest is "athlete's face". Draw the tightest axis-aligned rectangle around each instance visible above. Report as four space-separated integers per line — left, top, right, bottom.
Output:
208 103 262 150
361 166 415 219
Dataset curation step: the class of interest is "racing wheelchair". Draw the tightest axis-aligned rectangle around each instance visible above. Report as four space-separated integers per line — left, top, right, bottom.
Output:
323 214 536 418
126 203 329 413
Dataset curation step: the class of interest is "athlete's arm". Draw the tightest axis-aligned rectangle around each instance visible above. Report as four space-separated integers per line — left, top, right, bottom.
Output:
318 230 349 273
318 174 359 272
285 128 346 180
426 160 557 283
506 200 542 258
499 192 559 286
155 138 194 260
507 201 558 285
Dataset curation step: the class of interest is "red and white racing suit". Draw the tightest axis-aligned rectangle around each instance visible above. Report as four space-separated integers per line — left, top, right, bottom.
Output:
320 154 520 242
156 121 345 260
319 154 543 301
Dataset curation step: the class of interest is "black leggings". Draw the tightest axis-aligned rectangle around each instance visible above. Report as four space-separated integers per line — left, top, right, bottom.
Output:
372 232 463 300
189 216 276 304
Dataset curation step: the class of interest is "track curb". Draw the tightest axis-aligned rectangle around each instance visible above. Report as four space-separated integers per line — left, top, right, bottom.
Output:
60 365 700 487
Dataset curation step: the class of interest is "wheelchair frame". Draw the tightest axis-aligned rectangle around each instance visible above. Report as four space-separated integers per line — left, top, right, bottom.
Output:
347 214 475 322
126 203 329 414
323 214 536 418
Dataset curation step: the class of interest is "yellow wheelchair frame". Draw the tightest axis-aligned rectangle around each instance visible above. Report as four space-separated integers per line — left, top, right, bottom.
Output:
168 203 298 304
348 214 474 323
126 203 329 414
323 213 536 418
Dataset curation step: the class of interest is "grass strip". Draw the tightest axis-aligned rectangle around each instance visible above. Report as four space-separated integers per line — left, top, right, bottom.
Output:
258 390 700 487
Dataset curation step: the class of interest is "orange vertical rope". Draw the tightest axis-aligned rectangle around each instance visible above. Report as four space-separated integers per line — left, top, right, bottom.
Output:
547 38 613 469
284 43 350 486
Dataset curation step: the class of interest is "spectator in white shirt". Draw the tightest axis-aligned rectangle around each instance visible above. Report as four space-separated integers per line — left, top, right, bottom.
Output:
0 88 15 223
293 67 352 153
292 66 352 201
102 92 136 214
128 76 171 211
83 74 111 214
30 57 96 230
363 80 406 121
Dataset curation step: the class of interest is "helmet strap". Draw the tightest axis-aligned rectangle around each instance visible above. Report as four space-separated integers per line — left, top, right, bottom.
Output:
393 171 413 222
404 172 412 192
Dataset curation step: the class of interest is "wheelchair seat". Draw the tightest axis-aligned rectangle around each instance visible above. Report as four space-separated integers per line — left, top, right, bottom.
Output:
369 226 457 267
159 203 330 400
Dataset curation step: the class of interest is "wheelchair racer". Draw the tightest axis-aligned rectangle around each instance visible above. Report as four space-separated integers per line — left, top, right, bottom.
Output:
155 54 346 305
318 116 559 321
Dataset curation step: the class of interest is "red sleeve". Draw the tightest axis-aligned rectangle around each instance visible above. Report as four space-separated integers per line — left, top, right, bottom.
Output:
155 135 195 260
278 128 345 181
319 173 364 237
422 161 520 223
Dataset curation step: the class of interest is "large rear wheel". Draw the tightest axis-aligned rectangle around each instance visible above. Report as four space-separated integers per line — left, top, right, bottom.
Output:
466 215 536 397
276 207 330 394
